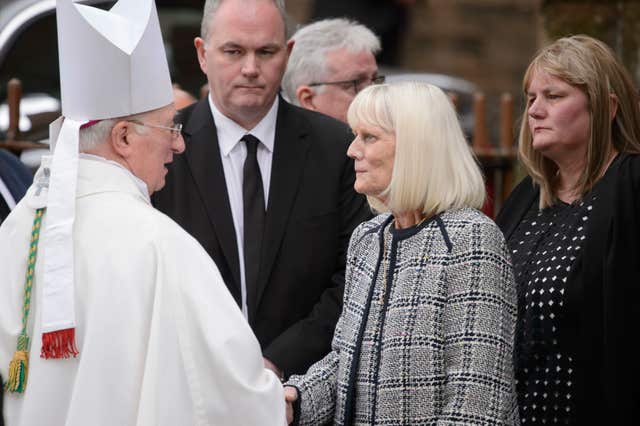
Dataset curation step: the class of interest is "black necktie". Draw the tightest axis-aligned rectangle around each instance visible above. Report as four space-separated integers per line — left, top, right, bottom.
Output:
0 194 10 224
242 134 265 304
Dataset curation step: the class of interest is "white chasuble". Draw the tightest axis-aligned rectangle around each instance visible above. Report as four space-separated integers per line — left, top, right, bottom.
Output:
0 157 284 426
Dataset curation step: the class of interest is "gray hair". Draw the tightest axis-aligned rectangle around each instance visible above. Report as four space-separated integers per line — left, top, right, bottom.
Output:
78 113 148 151
200 0 289 43
282 18 380 104
79 119 117 151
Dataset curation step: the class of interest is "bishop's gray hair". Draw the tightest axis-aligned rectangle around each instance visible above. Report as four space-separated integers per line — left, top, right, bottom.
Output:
78 112 149 151
200 0 289 42
78 119 117 151
282 18 381 104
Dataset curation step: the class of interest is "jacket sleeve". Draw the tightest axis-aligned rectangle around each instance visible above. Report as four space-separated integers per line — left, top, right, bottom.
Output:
285 350 340 426
436 219 519 425
600 154 640 421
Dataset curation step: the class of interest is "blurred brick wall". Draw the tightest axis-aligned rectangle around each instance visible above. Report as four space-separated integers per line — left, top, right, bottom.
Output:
403 0 541 140
403 1 540 100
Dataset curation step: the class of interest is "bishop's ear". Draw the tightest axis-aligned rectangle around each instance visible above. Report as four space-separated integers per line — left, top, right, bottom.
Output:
110 120 135 158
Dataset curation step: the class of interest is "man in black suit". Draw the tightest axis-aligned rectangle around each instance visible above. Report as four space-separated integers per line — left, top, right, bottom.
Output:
0 149 32 225
153 0 370 378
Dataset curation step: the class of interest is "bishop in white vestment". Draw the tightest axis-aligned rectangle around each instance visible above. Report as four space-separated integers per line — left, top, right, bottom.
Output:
0 0 285 424
0 156 285 425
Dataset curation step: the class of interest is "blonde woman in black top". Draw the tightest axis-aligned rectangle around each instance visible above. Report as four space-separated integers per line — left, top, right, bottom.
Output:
497 35 640 425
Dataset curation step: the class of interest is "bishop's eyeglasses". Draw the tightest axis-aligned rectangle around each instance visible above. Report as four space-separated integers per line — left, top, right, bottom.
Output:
128 120 183 140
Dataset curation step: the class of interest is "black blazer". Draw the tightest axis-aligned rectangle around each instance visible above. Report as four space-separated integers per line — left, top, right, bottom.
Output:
496 153 640 424
153 97 371 375
0 149 32 223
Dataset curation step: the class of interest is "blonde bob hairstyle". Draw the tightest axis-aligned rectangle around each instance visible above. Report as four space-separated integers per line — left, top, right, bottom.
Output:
347 81 485 216
519 35 640 208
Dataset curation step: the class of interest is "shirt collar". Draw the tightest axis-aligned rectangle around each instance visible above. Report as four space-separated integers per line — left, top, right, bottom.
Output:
208 95 278 156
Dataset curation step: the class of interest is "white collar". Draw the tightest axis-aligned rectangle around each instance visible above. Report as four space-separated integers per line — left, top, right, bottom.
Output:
207 95 278 156
79 153 150 199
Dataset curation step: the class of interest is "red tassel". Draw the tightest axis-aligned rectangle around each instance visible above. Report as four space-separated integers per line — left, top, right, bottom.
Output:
41 328 79 359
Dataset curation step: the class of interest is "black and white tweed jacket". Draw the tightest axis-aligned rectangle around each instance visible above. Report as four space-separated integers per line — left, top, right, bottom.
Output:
288 208 520 425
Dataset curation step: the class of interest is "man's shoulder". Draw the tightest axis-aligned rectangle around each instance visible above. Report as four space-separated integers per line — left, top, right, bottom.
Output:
128 201 191 238
616 152 640 176
277 100 352 151
176 98 206 126
103 199 210 258
146 209 218 270
80 192 187 241
280 101 350 133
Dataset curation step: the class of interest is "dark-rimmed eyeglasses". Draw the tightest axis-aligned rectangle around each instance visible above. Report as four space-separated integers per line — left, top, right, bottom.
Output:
308 75 385 94
128 120 183 140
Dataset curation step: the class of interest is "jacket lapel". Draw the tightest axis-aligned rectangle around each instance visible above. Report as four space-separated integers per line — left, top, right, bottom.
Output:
183 99 241 293
497 176 538 241
248 99 311 317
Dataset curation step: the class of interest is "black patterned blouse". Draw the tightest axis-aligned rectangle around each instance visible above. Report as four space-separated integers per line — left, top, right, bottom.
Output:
508 193 597 425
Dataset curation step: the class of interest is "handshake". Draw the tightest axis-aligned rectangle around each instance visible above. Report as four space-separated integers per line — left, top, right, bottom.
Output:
283 386 298 425
264 358 299 425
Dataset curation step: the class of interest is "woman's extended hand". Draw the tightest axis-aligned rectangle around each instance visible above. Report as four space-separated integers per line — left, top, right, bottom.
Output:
284 386 298 424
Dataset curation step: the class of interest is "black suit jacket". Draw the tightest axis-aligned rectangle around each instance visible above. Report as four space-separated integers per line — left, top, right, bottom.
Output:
0 149 32 224
496 153 640 424
153 97 371 375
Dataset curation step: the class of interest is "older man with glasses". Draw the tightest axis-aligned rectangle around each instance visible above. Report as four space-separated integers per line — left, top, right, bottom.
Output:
282 18 382 123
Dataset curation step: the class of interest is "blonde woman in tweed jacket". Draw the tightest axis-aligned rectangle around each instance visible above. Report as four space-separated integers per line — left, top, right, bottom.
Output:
284 82 519 425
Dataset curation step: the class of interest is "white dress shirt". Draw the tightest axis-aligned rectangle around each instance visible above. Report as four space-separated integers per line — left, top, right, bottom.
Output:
208 95 278 318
